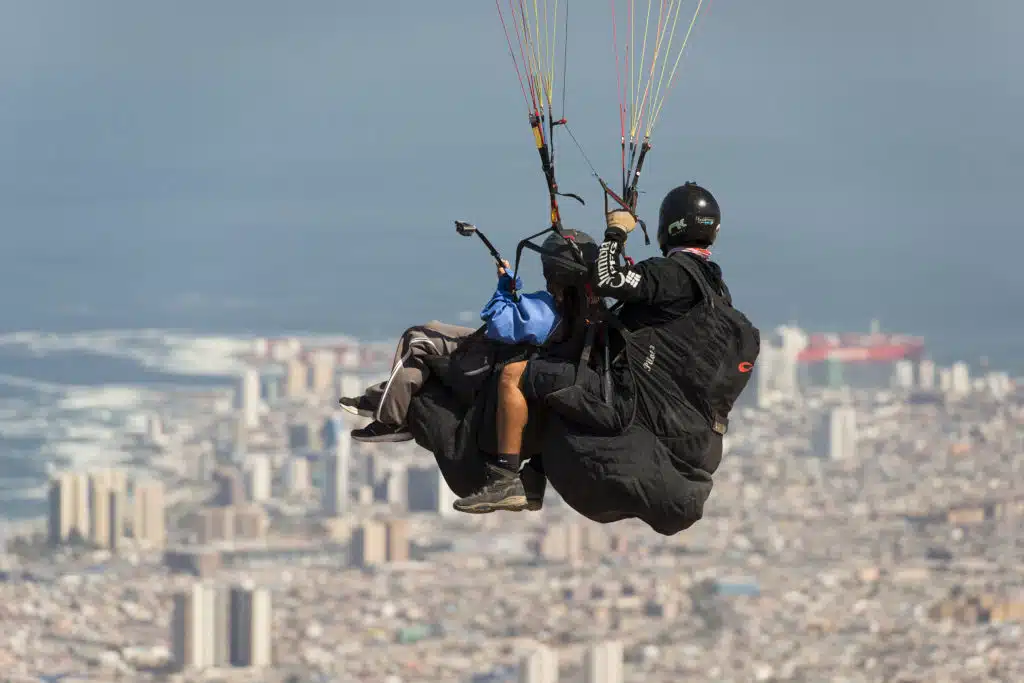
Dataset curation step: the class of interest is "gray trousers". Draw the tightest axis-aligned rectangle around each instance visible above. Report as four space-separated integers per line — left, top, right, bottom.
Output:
364 321 477 426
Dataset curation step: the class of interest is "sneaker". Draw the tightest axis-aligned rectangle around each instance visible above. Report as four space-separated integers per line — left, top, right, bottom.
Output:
453 463 529 514
338 395 376 418
520 460 545 511
351 421 413 443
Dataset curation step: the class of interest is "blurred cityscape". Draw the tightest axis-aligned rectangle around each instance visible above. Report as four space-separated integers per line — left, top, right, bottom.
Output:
0 323 1021 682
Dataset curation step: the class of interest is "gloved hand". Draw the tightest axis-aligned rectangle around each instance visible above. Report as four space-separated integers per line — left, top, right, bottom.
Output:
605 209 637 241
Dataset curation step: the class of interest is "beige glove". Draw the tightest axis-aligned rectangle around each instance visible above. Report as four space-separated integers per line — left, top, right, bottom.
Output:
605 209 637 240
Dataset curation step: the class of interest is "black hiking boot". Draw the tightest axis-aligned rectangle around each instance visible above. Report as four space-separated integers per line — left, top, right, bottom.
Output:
351 421 413 443
453 463 529 514
338 395 376 418
520 459 546 511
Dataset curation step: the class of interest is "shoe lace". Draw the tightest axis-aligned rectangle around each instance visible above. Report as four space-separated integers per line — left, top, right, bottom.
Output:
477 469 517 494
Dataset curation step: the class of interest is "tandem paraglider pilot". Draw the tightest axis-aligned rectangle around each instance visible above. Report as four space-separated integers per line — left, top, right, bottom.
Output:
451 182 761 536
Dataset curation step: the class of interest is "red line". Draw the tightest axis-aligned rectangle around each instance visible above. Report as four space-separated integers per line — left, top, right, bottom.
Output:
633 0 668 135
495 0 532 111
509 0 540 115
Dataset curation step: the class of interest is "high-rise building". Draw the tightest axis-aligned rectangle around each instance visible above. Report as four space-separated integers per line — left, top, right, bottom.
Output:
309 349 337 395
986 372 1013 399
244 454 272 503
436 470 457 517
172 582 220 671
229 582 273 668
384 467 408 507
385 518 410 563
321 415 346 450
88 469 127 550
519 645 559 683
892 360 915 390
47 471 89 545
918 359 936 391
583 641 624 683
753 345 778 410
406 466 459 517
212 585 231 668
950 362 971 397
260 372 281 403
133 480 167 549
751 326 807 408
284 358 308 398
108 487 126 552
237 368 261 428
323 432 351 517
774 325 808 401
938 367 953 393
285 456 311 494
351 520 388 567
814 406 858 461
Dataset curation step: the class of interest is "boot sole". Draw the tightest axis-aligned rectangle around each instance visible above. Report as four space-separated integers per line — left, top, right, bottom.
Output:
526 500 543 511
339 404 374 418
453 495 529 514
351 432 414 443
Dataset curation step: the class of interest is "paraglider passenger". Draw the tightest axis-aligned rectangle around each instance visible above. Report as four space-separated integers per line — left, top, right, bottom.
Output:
453 182 735 514
339 252 568 443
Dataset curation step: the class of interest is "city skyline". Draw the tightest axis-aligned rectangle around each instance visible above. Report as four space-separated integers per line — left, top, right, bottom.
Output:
0 1 1020 680
5 329 1018 680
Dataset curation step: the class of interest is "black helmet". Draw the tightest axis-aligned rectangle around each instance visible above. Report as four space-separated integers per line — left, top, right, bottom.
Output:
540 229 598 286
657 182 721 254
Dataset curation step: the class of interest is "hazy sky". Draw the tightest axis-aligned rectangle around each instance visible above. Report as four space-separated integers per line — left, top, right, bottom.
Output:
0 1 1021 347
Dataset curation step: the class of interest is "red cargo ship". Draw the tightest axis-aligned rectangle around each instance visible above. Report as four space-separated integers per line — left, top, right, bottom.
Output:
798 331 925 364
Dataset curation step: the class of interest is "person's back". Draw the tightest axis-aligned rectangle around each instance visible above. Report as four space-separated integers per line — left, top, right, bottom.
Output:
612 249 726 330
595 182 756 439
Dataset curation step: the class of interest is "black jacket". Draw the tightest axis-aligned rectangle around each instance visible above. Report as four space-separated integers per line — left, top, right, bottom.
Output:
407 232 757 536
593 234 730 343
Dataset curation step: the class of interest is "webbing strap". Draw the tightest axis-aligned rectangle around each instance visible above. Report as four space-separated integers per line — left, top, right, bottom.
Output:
669 252 724 309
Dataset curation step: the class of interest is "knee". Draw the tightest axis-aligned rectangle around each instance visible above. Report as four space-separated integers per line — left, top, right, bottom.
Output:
499 361 528 394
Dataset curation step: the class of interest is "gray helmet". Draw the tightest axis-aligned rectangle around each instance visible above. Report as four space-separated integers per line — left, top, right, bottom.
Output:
540 229 599 286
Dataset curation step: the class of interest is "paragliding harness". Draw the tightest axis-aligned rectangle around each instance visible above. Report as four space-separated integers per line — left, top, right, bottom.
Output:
544 250 760 445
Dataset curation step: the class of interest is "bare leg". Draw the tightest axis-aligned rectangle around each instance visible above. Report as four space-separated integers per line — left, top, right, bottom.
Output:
497 360 530 458
452 360 532 514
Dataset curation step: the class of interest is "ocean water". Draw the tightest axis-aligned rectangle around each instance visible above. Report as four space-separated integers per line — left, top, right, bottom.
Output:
0 332 255 520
